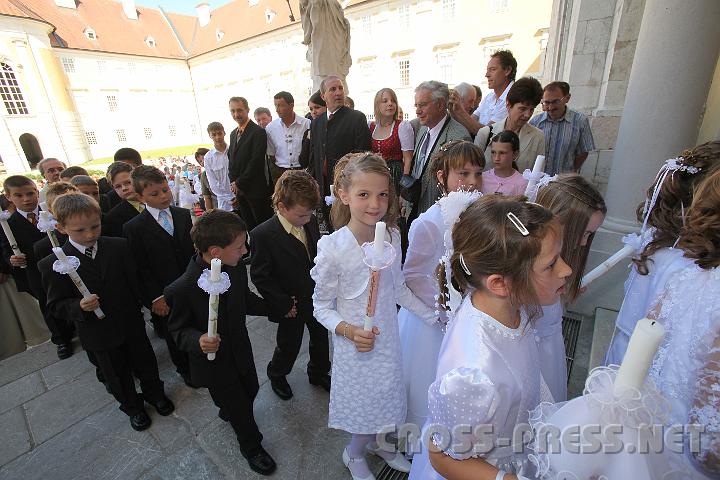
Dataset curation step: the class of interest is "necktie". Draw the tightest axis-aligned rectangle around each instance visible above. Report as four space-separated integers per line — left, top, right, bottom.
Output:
290 226 309 258
328 112 334 121
158 209 174 236
85 246 94 259
27 212 37 226
412 132 431 179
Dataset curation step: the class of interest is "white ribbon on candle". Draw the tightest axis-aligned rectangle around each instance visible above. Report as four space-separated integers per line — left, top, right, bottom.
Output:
51 247 105 319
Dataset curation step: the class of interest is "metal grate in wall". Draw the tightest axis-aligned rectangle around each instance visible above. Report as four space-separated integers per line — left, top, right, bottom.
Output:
562 313 584 376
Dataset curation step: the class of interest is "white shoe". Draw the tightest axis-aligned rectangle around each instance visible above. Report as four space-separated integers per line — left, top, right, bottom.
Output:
365 445 412 473
342 448 376 480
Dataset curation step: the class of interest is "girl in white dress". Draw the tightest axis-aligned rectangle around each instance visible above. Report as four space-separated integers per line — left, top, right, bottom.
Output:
534 174 606 402
410 195 572 480
399 140 484 430
648 169 720 477
311 153 436 480
605 141 720 366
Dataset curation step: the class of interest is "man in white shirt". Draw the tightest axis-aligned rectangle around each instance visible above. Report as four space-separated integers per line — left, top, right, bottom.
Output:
202 122 235 211
265 91 311 185
448 50 517 137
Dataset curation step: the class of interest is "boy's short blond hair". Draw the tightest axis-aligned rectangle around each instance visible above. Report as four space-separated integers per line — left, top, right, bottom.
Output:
53 193 102 225
272 170 320 210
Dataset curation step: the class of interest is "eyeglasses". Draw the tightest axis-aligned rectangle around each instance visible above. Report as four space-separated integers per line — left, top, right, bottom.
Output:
540 96 568 107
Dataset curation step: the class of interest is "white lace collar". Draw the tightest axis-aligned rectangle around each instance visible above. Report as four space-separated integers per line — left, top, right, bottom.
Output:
463 297 531 339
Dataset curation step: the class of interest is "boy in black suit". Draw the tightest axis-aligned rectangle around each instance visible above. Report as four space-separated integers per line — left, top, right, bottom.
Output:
103 162 143 237
98 147 143 209
165 211 276 476
38 193 173 431
1 175 74 359
123 165 193 387
250 170 330 400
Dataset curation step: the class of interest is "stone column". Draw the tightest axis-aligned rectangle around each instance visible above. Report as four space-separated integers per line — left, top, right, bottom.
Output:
603 0 720 232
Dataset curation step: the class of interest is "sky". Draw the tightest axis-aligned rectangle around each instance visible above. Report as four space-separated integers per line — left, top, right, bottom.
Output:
135 1 233 16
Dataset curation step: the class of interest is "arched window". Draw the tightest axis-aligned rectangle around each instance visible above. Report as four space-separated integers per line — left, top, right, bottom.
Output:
19 133 43 169
0 63 29 115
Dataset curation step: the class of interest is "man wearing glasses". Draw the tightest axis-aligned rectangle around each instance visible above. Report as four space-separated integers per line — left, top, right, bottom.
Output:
530 81 595 175
37 157 66 203
266 91 311 185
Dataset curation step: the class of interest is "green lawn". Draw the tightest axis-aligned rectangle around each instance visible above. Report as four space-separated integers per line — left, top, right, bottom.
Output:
80 144 212 166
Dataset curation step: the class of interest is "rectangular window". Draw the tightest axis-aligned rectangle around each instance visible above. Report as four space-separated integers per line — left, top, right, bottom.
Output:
168 125 176 137
0 62 29 115
61 57 75 74
144 128 152 140
116 129 127 143
398 59 411 87
398 4 410 29
97 60 106 73
361 15 372 35
442 0 456 20
190 124 197 135
85 131 97 145
106 95 118 112
435 51 456 83
490 0 510 13
128 62 136 74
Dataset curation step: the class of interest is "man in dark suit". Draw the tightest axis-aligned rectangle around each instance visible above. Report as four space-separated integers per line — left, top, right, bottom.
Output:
250 171 330 401
39 194 173 432
309 76 371 201
123 166 194 386
227 96 272 230
165 211 276 476
1 175 74 359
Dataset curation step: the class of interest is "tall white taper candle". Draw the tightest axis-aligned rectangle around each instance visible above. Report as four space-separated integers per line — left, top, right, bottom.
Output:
0 213 22 256
207 258 221 361
531 154 546 174
614 317 664 393
373 221 385 267
580 243 635 288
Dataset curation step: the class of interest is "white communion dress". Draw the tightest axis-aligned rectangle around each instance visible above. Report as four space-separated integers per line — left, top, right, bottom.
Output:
534 300 567 402
311 226 435 434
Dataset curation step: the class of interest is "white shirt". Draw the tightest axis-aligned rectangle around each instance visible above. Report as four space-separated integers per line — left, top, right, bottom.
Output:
203 147 234 211
69 238 97 259
266 114 311 168
472 81 513 125
145 205 173 228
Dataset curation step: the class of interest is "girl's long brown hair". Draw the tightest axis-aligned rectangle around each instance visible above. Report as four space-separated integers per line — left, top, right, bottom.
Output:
677 168 720 270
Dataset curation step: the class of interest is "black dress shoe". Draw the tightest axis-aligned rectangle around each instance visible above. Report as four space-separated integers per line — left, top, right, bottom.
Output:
130 410 152 431
181 371 200 389
147 396 175 416
57 343 73 360
309 374 331 392
246 447 277 476
270 376 293 400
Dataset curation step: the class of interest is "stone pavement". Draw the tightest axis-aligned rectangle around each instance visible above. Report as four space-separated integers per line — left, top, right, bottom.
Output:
0 314 390 480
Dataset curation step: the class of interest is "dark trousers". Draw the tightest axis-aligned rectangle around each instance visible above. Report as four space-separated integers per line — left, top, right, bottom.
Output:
208 372 263 457
92 331 164 416
151 313 190 375
267 312 330 379
246 196 273 230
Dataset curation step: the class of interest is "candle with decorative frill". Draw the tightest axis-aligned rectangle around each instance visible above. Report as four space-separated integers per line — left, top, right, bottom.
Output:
207 258 221 361
364 222 385 331
52 247 105 319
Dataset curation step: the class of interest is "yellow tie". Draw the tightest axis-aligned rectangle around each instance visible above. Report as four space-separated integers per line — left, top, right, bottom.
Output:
129 201 145 212
291 226 309 257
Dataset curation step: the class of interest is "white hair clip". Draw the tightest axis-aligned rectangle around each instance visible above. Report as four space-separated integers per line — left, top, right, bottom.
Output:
507 212 529 236
640 156 700 234
459 253 471 276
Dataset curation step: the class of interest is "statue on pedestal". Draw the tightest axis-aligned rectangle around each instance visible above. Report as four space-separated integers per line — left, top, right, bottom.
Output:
299 0 352 92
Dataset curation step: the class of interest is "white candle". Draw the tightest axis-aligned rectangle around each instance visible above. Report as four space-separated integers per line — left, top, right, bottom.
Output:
0 214 22 256
210 258 221 281
52 247 105 319
39 202 48 212
580 244 635 289
614 317 664 393
207 258 222 361
330 184 335 197
531 155 546 174
373 221 385 267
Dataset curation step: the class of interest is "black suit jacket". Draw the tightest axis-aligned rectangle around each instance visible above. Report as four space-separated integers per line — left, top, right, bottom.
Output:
309 106 371 196
122 206 194 306
0 210 45 294
103 200 140 237
38 237 145 351
249 214 320 320
165 256 268 387
228 120 271 199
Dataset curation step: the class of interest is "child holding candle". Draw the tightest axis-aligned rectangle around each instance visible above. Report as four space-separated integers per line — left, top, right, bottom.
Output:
32 182 78 261
38 193 173 432
122 165 194 388
398 140 484 432
605 141 720 366
250 170 330 401
480 131 529 195
534 174 606 402
311 153 436 479
1 175 75 360
409 196 571 480
164 210 276 476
